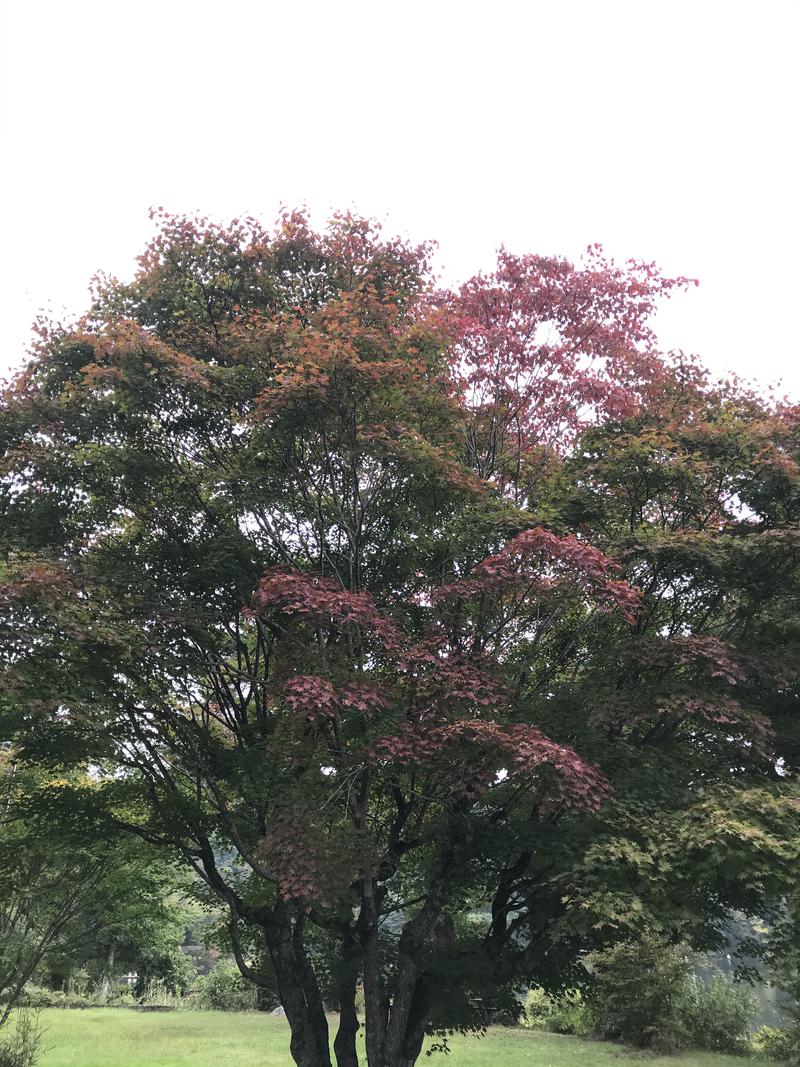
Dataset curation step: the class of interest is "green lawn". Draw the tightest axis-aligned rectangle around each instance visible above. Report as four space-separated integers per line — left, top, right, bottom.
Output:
21 1009 781 1067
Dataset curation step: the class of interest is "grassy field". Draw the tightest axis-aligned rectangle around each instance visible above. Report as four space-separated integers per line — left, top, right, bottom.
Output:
15 1008 784 1067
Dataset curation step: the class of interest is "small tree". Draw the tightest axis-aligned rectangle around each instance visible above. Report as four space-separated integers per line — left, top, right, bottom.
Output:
588 935 694 1051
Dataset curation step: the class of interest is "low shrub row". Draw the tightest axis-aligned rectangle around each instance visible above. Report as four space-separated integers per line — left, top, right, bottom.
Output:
12 986 135 1010
523 935 799 1060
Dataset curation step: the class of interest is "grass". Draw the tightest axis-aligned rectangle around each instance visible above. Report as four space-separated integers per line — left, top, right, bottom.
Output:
19 1008 781 1067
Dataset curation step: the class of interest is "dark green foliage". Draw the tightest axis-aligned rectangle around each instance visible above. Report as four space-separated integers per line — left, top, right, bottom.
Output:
687 973 757 1054
587 936 694 1052
192 963 256 1012
763 893 800 1064
587 939 758 1054
4 210 800 1067
0 757 193 1025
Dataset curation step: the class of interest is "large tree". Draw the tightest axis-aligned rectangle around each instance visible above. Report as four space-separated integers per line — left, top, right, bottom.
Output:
2 211 798 1067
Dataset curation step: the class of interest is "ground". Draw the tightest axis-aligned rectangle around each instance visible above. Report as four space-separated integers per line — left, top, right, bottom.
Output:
19 1008 783 1066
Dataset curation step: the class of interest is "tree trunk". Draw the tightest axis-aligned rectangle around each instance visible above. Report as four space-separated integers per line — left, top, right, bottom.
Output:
268 913 333 1067
98 939 116 1002
398 976 430 1067
361 819 461 1067
362 975 431 1067
332 968 360 1067
360 878 388 1067
380 960 429 1067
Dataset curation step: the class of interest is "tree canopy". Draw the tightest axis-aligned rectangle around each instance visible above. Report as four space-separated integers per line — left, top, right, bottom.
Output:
1 210 799 1067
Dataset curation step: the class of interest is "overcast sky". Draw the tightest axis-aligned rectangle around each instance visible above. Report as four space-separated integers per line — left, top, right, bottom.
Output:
1 0 798 395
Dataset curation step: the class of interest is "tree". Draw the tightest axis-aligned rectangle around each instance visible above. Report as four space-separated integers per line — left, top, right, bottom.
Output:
0 755 108 1028
40 853 196 1001
1 210 798 1067
0 754 186 1026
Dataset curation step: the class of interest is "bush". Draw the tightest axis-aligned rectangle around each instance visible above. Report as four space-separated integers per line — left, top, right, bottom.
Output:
12 988 65 1010
586 938 762 1055
686 972 757 1054
752 1024 800 1063
547 989 592 1036
522 987 591 1036
587 936 693 1052
14 987 92 1010
105 988 135 1007
522 987 552 1030
0 1010 43 1067
13 984 139 1011
192 963 256 1012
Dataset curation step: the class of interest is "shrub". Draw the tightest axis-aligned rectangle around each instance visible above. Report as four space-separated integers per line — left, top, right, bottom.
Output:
353 984 365 1018
64 970 89 997
686 972 757 1054
13 989 65 1010
522 987 552 1030
0 1010 43 1067
752 1024 800 1063
192 963 255 1012
13 984 132 1011
522 987 591 1036
15 988 89 1010
549 989 592 1036
105 989 135 1007
587 935 693 1052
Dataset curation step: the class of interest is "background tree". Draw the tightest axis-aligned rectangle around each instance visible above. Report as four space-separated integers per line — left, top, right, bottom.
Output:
41 862 196 1001
1 210 798 1067
0 754 188 1025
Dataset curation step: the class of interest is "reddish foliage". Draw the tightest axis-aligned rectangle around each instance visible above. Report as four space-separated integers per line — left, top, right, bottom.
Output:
259 804 357 904
0 561 76 606
597 694 774 755
440 247 696 468
669 635 748 684
628 634 748 685
368 719 610 810
76 320 211 391
282 674 390 720
395 641 513 708
249 568 401 649
435 526 642 623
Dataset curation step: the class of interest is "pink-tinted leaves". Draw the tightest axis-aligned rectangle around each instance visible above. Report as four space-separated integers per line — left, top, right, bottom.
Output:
258 804 357 905
440 247 695 464
249 567 401 649
282 674 390 721
435 526 642 624
368 719 610 811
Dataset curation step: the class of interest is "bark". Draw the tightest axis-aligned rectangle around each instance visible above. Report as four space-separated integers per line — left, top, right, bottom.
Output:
361 808 464 1067
332 966 360 1067
360 877 388 1067
268 910 333 1067
399 976 430 1067
381 930 432 1067
98 939 116 1002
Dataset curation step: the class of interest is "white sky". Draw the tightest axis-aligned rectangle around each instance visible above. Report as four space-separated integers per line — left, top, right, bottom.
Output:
1 0 798 395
